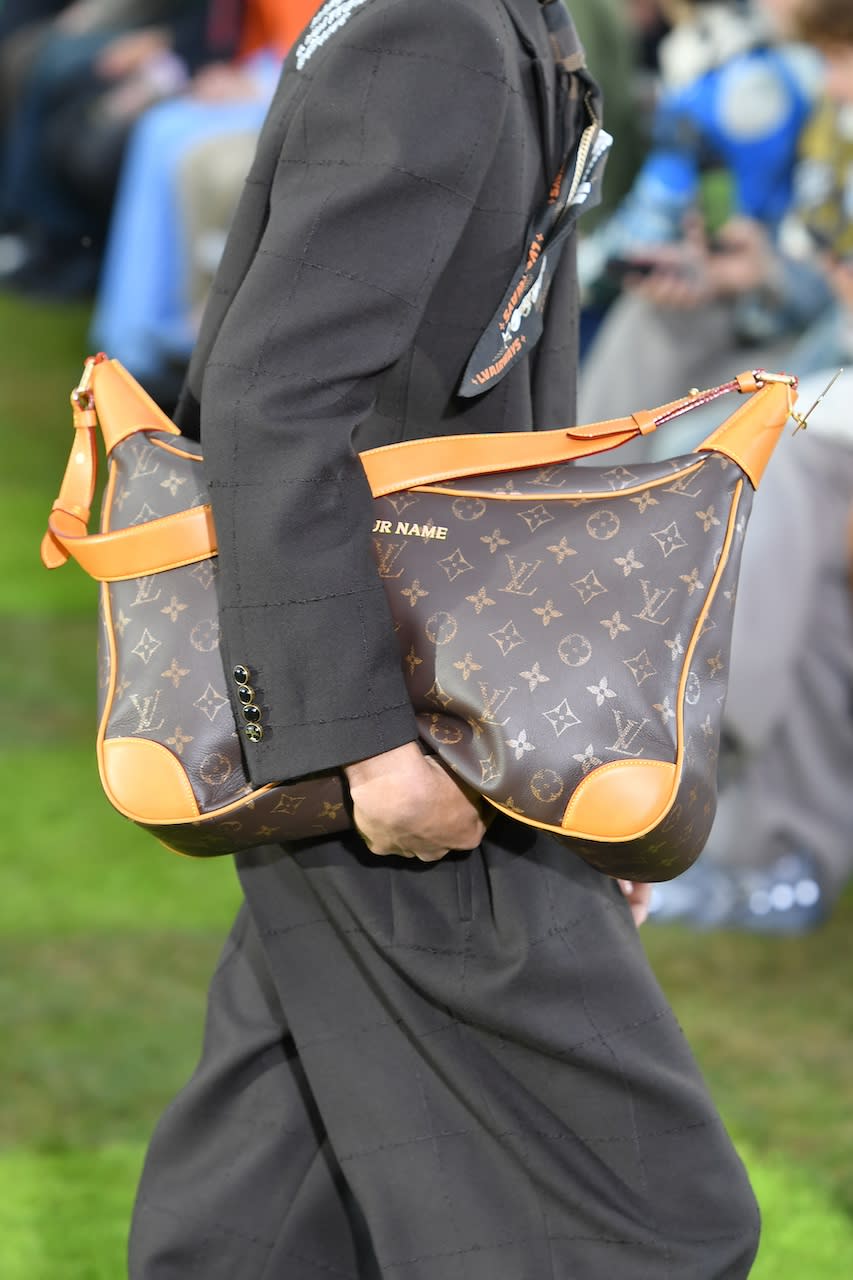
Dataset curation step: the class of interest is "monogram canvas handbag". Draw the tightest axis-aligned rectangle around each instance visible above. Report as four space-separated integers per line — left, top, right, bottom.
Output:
43 355 799 880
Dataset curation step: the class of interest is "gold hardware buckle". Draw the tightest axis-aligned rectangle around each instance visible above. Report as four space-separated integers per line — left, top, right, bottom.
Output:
753 370 798 387
70 353 107 412
71 361 95 412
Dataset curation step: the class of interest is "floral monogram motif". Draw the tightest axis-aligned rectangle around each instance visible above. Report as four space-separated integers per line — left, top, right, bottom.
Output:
100 425 751 876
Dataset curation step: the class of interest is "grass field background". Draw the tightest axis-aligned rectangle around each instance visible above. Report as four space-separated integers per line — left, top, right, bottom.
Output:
1 294 851 1276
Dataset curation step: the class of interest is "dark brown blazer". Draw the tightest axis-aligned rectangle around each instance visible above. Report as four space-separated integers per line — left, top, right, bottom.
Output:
128 21 763 1275
176 0 580 784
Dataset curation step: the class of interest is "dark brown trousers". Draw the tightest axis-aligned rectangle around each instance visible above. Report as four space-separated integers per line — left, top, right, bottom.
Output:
129 819 760 1278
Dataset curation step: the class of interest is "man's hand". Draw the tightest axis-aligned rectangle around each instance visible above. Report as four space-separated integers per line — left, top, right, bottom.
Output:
617 880 652 927
625 218 714 311
625 215 777 311
704 217 778 297
344 741 487 862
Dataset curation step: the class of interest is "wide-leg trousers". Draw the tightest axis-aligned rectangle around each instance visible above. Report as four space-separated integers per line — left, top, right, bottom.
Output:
129 818 760 1279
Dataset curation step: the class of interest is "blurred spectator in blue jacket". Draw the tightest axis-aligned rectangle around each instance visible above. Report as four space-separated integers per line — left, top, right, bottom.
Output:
577 0 823 425
582 0 816 279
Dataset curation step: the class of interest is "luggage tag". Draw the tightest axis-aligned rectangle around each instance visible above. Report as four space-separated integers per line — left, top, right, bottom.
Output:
458 0 611 397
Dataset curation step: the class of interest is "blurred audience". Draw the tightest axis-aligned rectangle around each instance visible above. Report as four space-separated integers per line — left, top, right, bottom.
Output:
0 1 240 298
578 0 822 425
0 0 850 931
574 0 672 352
0 2 69 172
89 0 318 404
648 375 853 932
649 0 853 931
0 4 167 173
583 0 816 275
782 0 853 373
571 0 649 230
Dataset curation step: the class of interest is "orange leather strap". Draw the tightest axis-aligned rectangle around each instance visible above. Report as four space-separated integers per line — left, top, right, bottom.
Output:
43 360 797 582
92 357 181 453
40 356 105 570
361 423 642 496
360 371 796 496
47 503 217 582
696 378 794 487
42 356 212 580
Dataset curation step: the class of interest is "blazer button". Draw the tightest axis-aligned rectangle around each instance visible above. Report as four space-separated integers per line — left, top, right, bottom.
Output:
233 664 250 685
242 704 262 724
236 684 254 704
245 724 263 743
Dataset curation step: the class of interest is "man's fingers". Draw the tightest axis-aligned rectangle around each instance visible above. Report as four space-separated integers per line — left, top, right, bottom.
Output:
617 879 653 927
362 840 450 861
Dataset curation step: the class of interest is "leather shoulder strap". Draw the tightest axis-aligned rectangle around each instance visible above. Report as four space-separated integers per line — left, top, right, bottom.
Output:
361 372 797 496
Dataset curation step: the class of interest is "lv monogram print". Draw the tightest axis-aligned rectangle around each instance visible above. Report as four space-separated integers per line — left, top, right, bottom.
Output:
372 451 751 881
98 431 750 878
98 432 350 857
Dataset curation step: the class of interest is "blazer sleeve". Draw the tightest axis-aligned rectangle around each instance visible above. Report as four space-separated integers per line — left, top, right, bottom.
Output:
200 0 512 783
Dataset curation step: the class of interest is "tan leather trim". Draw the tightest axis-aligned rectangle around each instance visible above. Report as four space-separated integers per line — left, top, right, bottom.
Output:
696 382 792 488
479 481 745 844
93 358 180 454
41 526 74 569
631 409 657 435
153 837 197 860
41 421 99 569
569 478 744 841
151 438 202 461
361 426 640 496
482 794 574 836
96 465 121 768
43 358 189 573
735 370 762 394
95 524 273 831
49 504 217 581
145 782 278 823
562 760 677 835
100 738 201 821
94 471 211 831
359 374 786 496
416 460 705 503
100 735 281 825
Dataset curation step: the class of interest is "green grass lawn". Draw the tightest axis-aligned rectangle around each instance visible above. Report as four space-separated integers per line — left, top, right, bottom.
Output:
1 293 851 1277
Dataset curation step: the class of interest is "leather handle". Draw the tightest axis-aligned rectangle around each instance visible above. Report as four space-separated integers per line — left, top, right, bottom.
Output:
695 376 795 487
42 356 185 574
48 502 217 581
40 356 104 570
44 360 797 581
360 371 797 496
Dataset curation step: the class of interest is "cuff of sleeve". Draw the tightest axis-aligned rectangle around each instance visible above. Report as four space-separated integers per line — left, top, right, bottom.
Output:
245 701 420 786
220 589 420 784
